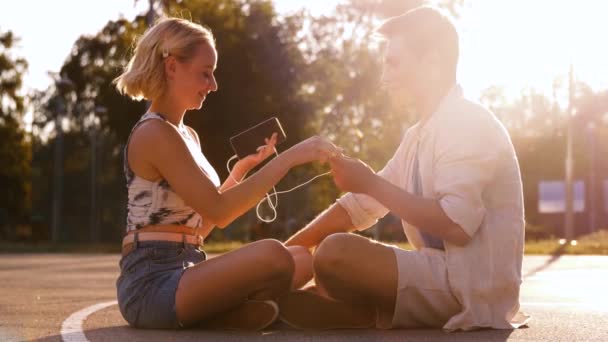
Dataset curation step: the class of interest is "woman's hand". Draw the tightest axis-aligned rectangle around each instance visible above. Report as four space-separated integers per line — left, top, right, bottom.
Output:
329 154 377 194
287 135 341 166
235 133 278 172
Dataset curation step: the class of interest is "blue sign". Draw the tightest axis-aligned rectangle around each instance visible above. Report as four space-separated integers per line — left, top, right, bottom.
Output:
538 180 585 213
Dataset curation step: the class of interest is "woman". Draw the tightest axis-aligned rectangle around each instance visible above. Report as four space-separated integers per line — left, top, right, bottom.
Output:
114 17 338 330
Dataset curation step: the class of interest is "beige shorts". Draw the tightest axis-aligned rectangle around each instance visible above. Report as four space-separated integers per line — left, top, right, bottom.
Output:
385 247 461 329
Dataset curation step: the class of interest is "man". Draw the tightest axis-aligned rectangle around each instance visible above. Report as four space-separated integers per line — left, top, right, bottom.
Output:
280 6 530 331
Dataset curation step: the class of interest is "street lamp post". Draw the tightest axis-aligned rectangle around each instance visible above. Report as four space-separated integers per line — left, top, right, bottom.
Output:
51 77 74 243
51 110 64 243
587 121 597 234
89 125 98 242
564 63 575 241
89 106 107 242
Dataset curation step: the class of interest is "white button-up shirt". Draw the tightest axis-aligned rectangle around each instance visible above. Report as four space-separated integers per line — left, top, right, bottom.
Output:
337 85 530 331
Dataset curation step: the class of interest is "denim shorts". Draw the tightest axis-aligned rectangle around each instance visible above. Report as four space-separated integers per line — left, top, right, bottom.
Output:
116 238 207 329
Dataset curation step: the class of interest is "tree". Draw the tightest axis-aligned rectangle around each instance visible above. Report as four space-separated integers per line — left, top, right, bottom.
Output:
30 0 326 240
287 0 465 216
479 80 608 234
0 30 30 239
31 17 148 242
28 0 473 242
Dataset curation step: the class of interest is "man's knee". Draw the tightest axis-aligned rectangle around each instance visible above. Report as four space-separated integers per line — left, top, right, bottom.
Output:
313 233 358 281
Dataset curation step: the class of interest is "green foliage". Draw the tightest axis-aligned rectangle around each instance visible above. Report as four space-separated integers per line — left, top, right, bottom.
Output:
12 0 606 243
0 31 27 117
29 0 333 240
525 222 557 241
523 230 608 255
0 30 30 239
480 82 608 229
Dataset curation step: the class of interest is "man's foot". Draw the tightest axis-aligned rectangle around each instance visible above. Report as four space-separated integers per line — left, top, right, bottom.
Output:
278 290 376 330
199 300 279 331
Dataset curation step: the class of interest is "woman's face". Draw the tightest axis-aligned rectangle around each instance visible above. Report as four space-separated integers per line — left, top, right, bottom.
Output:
169 42 218 110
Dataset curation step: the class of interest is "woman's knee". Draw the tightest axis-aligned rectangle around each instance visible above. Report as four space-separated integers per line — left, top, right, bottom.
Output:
253 239 295 279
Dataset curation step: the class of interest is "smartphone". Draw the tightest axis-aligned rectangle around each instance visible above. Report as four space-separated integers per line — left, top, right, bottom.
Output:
229 117 287 159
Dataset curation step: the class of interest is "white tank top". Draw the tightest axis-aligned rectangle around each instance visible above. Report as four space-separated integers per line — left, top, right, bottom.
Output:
123 112 220 232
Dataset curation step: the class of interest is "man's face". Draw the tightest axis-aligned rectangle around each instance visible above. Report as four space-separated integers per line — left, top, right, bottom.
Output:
381 38 423 103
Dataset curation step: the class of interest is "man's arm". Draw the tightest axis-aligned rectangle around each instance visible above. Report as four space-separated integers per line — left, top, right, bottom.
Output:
367 175 471 246
288 133 411 249
285 203 355 249
329 155 471 247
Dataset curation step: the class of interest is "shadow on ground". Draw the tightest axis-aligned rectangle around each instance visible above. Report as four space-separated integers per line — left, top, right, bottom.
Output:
523 244 566 278
41 323 517 342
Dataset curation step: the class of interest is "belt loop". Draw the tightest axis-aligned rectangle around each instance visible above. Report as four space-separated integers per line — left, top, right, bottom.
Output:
182 233 187 248
134 232 139 249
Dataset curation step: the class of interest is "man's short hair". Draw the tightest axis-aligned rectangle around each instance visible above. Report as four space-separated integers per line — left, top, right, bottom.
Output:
376 6 459 77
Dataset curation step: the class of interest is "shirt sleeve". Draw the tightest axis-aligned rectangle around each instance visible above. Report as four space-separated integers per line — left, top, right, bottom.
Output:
433 114 503 237
337 136 408 231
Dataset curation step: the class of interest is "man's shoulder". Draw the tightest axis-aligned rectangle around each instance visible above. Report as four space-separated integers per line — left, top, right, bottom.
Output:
451 96 495 122
439 96 504 133
431 97 513 153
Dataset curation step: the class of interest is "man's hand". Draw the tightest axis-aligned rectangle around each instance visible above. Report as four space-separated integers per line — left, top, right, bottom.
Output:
329 154 377 194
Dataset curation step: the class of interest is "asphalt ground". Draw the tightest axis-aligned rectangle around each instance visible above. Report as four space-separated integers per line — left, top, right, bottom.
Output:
1 253 607 341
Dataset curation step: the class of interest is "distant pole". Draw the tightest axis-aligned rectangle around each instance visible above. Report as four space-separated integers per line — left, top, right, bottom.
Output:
90 106 106 242
145 0 156 111
564 63 575 241
51 77 73 243
51 113 64 243
89 127 98 242
587 122 597 234
147 0 156 27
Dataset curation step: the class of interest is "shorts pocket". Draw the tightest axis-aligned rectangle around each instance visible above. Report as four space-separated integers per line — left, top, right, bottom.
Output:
149 246 188 265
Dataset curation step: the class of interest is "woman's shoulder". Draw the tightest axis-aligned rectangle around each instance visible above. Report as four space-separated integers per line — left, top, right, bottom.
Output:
129 118 186 154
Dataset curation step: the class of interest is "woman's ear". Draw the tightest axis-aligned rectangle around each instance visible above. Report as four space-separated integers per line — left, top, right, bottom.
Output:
164 56 177 81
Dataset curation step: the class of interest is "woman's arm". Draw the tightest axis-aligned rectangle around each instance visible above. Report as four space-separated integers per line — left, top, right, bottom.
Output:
200 135 278 237
130 120 337 228
219 135 278 192
186 125 274 193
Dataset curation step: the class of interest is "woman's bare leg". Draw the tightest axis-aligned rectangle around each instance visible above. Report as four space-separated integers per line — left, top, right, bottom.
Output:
175 239 294 327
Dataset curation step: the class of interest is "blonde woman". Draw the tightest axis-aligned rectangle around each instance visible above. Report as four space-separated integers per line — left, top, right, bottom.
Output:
114 17 339 330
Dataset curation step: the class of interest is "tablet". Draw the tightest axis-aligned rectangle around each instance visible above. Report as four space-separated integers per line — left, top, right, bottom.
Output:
229 117 287 159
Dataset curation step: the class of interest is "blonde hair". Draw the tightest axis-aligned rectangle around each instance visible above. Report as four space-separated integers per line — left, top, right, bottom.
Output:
114 17 215 101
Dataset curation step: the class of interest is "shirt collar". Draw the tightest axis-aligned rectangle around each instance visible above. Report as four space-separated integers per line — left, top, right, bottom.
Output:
415 83 463 138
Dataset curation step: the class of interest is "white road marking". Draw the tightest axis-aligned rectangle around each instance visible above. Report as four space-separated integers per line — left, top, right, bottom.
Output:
61 301 118 342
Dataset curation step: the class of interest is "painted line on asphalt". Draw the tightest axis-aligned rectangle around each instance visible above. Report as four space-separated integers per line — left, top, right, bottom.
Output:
61 300 118 342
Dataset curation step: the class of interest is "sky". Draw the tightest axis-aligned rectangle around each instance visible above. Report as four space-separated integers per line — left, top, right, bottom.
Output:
457 0 608 101
0 0 339 92
1 0 607 102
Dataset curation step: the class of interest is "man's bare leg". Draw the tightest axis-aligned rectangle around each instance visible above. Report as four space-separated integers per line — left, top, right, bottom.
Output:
287 245 313 289
279 233 398 329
